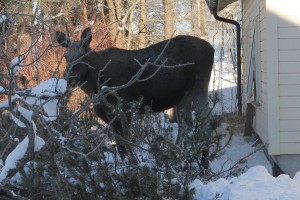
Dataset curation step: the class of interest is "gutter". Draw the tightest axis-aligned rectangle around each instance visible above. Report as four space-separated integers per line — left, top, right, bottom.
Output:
206 0 242 115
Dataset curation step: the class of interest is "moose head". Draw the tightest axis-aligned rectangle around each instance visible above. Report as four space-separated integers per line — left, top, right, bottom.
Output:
56 28 93 89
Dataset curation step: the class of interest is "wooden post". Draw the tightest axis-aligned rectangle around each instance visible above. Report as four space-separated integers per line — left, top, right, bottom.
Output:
244 102 255 136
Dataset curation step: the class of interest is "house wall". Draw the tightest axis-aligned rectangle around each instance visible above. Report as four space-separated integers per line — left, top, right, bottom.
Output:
242 0 269 147
275 1 300 154
242 0 300 155
242 0 300 176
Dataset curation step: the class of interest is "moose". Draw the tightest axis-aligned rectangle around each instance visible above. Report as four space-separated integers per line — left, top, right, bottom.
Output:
56 28 214 158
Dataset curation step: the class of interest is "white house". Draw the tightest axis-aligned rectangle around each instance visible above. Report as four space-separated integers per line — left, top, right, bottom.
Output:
208 0 300 176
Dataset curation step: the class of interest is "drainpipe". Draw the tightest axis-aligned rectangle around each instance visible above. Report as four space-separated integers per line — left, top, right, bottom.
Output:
207 0 242 116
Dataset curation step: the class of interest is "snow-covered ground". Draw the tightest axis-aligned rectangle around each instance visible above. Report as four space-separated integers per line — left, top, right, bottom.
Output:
190 60 300 199
209 59 237 114
190 166 300 200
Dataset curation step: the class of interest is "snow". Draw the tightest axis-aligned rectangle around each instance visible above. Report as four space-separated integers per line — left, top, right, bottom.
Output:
0 78 63 182
0 78 67 123
9 113 26 128
209 124 272 177
190 166 300 200
42 98 64 121
11 56 24 74
0 86 5 93
187 60 300 199
0 94 21 108
0 135 45 182
15 106 33 122
209 60 237 114
0 15 6 23
30 78 67 97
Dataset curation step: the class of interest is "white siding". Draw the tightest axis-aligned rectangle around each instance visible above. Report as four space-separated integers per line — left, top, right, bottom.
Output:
276 0 300 154
265 0 280 155
243 0 300 155
242 0 269 146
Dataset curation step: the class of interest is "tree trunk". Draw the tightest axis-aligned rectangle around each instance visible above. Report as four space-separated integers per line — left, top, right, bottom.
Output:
0 0 8 52
197 0 207 39
163 0 177 121
190 0 196 35
104 0 126 48
138 0 147 48
244 103 255 136
163 0 174 39
17 1 32 56
83 0 95 21
126 1 134 49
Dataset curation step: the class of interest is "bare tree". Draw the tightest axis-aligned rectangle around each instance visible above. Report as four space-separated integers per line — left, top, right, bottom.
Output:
125 0 138 49
104 0 127 47
82 0 96 21
190 0 207 38
197 0 207 39
138 0 147 48
163 0 177 121
163 0 174 39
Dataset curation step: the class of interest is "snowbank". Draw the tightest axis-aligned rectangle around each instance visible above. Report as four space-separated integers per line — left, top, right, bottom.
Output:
190 166 300 200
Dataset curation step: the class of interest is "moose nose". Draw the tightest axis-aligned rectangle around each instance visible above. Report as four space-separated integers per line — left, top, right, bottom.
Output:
63 69 69 80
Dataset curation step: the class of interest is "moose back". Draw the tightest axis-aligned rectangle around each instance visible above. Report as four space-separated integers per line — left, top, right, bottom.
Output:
56 28 214 157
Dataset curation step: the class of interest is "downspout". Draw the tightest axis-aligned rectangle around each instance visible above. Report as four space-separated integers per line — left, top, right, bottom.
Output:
207 0 242 116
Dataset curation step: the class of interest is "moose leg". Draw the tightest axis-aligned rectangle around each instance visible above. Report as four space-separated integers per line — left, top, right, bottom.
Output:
112 114 138 163
111 119 128 160
94 103 129 160
192 86 209 120
192 88 211 171
175 95 193 145
191 86 213 141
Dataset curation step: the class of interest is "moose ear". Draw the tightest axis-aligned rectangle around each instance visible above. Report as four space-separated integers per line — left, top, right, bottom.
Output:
81 28 92 47
55 31 69 48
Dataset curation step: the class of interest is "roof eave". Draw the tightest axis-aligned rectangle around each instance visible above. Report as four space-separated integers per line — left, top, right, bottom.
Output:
206 0 238 13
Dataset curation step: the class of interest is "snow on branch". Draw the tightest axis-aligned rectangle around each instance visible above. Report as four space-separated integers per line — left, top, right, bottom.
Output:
0 15 7 24
30 78 67 98
2 111 26 128
0 77 66 182
0 86 5 93
0 78 67 123
10 56 24 74
0 135 45 183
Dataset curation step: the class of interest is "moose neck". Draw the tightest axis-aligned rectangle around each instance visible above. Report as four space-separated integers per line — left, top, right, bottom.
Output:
78 50 102 96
